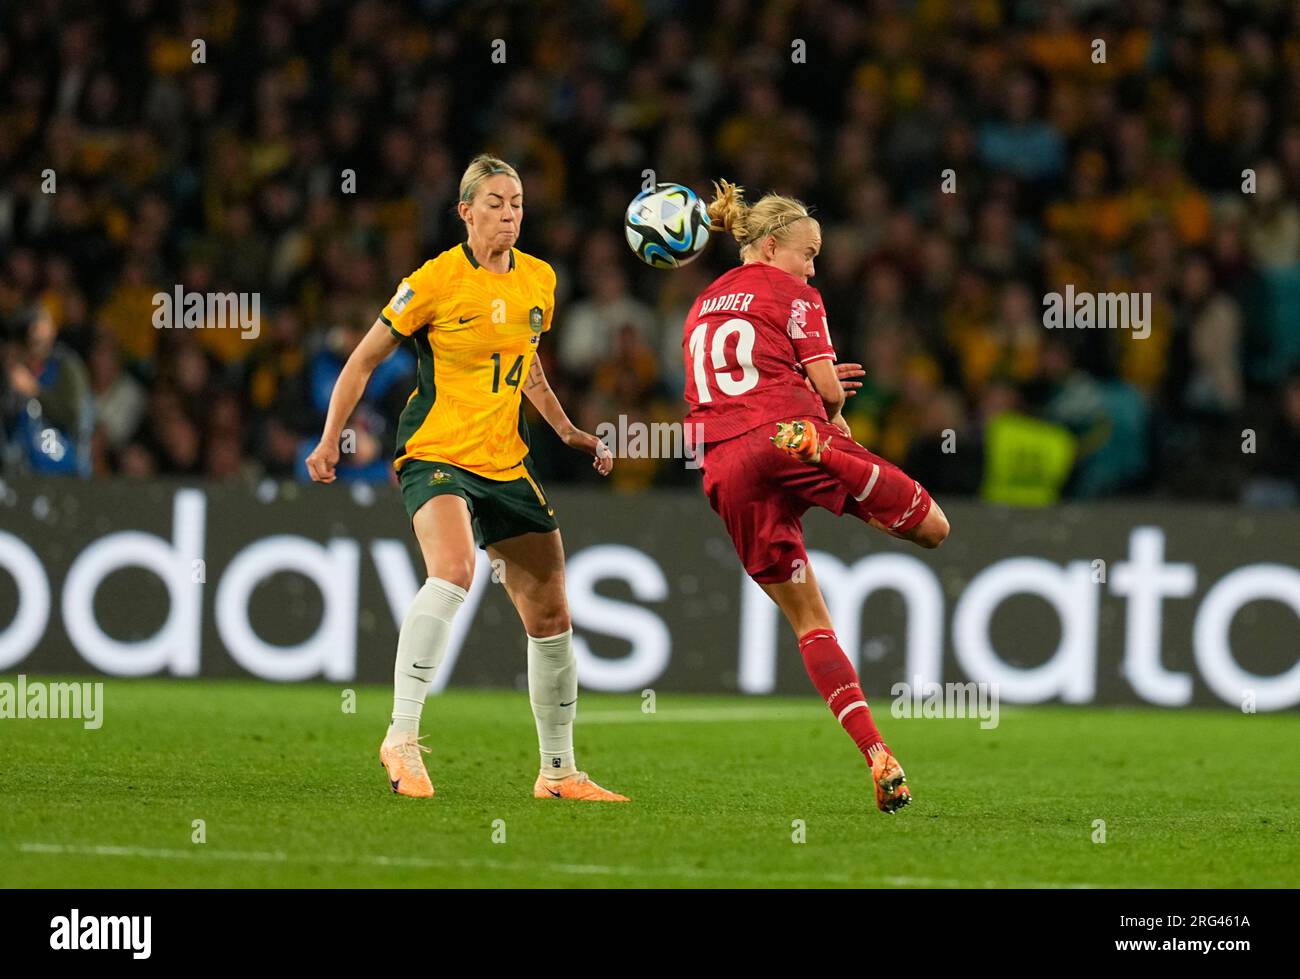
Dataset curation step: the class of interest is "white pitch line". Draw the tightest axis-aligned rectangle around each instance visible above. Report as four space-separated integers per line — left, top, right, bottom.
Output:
577 707 823 724
577 705 1026 725
12 842 1102 888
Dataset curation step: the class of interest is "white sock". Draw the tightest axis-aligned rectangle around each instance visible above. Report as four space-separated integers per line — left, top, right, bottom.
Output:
387 577 467 742
528 628 578 778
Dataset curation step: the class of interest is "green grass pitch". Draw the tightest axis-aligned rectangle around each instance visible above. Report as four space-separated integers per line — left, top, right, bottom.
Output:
2 677 1297 888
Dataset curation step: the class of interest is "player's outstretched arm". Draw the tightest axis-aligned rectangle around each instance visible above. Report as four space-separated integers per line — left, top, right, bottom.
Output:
522 356 613 476
306 318 401 483
803 357 850 436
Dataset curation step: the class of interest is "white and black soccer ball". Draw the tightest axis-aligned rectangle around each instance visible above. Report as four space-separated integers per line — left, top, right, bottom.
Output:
624 182 711 268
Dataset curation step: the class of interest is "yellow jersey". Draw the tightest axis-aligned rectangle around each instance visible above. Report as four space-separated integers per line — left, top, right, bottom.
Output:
381 243 555 480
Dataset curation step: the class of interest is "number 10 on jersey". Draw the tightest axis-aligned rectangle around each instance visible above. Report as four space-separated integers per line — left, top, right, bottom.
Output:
689 317 759 402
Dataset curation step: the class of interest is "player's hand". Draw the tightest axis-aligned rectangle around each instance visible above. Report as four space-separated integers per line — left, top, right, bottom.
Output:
563 428 614 476
306 439 340 483
835 362 866 396
803 362 865 397
830 412 852 438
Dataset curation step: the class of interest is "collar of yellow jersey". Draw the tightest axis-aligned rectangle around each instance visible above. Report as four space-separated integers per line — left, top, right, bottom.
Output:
461 242 515 272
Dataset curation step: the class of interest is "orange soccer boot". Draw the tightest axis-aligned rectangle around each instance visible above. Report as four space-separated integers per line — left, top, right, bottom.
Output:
870 749 912 814
379 733 435 798
771 419 831 463
533 771 630 802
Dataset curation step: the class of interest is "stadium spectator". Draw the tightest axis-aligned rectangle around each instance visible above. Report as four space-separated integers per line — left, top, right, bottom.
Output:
0 0 1296 502
88 332 148 461
556 265 657 375
2 305 94 475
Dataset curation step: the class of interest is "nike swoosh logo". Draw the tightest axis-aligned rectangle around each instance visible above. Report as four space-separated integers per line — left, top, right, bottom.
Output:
545 786 562 798
457 315 479 323
559 699 576 707
411 662 438 670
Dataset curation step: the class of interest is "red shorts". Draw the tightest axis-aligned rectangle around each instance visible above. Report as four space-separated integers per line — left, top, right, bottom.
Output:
700 417 933 584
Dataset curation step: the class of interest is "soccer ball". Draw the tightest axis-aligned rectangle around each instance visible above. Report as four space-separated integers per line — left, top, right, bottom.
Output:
624 183 710 268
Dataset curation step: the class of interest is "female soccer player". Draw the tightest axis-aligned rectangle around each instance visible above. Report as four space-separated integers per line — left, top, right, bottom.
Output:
306 155 628 803
684 180 950 813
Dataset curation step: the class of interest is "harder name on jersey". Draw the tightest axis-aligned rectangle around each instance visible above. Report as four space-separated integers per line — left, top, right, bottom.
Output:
698 292 756 315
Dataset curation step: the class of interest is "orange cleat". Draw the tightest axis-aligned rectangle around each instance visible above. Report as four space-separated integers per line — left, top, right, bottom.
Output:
771 419 830 463
871 749 911 814
380 733 435 798
533 771 630 802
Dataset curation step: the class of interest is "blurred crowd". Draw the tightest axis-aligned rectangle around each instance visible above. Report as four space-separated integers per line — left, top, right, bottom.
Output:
2 0 1300 504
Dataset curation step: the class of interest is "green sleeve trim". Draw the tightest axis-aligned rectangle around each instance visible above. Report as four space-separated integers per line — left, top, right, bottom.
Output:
381 311 408 339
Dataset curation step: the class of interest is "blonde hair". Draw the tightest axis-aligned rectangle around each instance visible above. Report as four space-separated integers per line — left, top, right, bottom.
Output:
706 179 816 258
459 154 521 203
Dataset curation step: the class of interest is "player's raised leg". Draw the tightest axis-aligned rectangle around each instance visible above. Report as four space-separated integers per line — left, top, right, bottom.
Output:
487 529 629 802
761 563 911 813
772 418 949 548
379 494 475 798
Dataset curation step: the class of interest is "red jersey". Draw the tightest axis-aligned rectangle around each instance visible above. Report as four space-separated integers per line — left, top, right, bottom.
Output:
682 263 836 443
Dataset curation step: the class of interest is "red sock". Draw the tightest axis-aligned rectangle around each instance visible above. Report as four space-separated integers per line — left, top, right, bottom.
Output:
819 442 879 503
798 628 888 760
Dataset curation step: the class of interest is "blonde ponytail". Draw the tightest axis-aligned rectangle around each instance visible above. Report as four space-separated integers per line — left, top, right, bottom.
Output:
706 178 815 258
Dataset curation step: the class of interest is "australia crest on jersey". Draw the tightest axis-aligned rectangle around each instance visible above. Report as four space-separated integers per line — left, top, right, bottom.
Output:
529 305 544 333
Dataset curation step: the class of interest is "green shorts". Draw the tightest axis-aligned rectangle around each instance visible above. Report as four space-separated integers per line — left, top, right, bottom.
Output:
398 458 558 549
